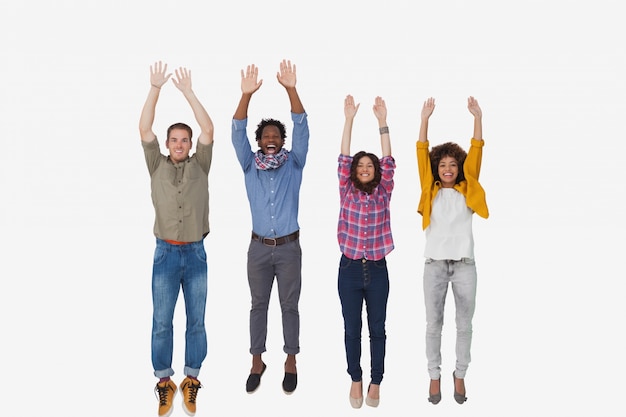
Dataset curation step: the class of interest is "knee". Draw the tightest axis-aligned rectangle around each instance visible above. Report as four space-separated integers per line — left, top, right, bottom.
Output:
425 320 444 335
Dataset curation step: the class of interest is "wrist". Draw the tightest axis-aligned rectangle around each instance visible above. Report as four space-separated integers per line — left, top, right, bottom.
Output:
151 84 161 90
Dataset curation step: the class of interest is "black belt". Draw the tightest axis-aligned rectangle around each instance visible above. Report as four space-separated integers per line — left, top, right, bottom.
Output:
251 230 299 246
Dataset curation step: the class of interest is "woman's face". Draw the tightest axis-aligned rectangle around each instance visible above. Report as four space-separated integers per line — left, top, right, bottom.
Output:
438 156 459 188
355 155 375 184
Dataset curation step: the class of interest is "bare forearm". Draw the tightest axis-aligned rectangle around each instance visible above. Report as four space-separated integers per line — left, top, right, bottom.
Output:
377 120 391 157
286 87 304 114
473 116 482 140
418 118 429 143
183 90 214 145
341 118 354 156
139 86 161 142
234 93 252 120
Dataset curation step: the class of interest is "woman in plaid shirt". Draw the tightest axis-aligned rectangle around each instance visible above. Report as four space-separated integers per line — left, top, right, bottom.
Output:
337 95 395 409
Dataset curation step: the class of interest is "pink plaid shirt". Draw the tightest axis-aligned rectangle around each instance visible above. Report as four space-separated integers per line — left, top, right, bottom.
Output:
337 154 396 261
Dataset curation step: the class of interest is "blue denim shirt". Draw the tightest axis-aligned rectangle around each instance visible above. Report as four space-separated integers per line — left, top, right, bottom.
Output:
231 112 309 237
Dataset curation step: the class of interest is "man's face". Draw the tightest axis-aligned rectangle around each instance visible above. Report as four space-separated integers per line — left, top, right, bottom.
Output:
258 125 284 155
166 128 192 163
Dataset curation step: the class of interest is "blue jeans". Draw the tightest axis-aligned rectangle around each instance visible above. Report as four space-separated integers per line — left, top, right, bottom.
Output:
338 255 389 385
423 258 477 380
151 238 207 378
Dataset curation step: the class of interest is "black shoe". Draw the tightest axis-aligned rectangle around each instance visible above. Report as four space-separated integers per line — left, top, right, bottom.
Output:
246 363 266 393
282 372 297 394
453 371 467 404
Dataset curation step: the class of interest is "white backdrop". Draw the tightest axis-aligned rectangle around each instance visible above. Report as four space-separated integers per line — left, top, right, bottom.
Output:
1 0 624 415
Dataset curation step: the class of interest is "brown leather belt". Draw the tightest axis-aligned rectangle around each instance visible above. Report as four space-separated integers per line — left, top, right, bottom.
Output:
251 230 299 246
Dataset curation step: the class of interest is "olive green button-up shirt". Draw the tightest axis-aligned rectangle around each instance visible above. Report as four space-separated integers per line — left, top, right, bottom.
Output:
142 138 213 242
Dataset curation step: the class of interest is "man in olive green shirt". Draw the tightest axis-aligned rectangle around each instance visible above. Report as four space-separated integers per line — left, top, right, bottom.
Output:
139 61 214 417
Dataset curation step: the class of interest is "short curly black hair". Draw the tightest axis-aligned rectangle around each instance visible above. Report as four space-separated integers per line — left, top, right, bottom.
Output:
350 151 381 194
255 118 287 142
429 142 467 184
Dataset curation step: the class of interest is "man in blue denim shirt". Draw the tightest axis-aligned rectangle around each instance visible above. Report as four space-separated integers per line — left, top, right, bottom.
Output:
231 60 309 395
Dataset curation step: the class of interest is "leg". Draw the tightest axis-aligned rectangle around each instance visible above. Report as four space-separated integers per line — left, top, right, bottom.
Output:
338 255 365 383
423 259 450 381
247 240 275 362
451 259 477 379
275 239 302 359
364 258 389 386
275 239 302 393
151 240 181 378
181 241 208 377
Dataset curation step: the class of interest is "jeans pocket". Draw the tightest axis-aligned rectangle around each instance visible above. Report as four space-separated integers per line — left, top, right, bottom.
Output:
194 245 207 263
153 246 167 265
372 257 388 270
339 255 353 270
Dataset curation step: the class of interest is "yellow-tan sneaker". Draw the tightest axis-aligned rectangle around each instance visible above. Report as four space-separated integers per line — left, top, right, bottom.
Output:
154 379 177 417
180 377 202 416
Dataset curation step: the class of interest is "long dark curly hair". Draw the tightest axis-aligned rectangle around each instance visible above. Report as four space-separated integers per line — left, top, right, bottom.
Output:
429 142 467 184
350 151 381 194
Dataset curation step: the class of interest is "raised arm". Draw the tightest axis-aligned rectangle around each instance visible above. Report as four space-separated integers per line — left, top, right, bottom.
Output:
139 61 172 143
373 96 391 157
467 96 482 140
418 97 435 143
172 67 214 145
341 95 360 156
233 64 263 120
276 59 305 114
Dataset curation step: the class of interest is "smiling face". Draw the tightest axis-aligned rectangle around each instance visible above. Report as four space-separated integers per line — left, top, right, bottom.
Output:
437 156 459 188
258 125 285 155
166 128 192 163
356 155 375 184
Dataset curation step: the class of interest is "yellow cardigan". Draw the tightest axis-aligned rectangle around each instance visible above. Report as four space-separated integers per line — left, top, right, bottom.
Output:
416 138 489 230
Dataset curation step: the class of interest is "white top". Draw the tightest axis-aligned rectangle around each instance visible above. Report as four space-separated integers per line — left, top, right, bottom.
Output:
424 188 474 260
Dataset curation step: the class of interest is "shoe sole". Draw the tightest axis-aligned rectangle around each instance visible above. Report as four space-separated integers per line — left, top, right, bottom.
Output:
179 386 197 416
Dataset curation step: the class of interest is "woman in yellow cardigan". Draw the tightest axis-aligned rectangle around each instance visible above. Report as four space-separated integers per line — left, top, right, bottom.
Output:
416 96 488 405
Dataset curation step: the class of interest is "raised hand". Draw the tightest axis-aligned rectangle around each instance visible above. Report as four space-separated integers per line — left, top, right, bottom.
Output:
467 96 482 118
421 97 435 120
172 67 193 94
240 64 263 95
276 59 296 89
344 94 360 119
150 61 172 89
372 96 387 121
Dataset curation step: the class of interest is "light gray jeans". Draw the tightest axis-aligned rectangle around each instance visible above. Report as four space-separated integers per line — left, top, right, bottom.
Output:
423 258 477 380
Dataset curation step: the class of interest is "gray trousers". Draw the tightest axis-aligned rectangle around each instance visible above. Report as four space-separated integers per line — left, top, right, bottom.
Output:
247 238 302 355
423 258 477 380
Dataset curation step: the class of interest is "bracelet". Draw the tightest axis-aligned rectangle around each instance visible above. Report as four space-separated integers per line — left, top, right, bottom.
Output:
151 84 161 89
379 126 389 135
